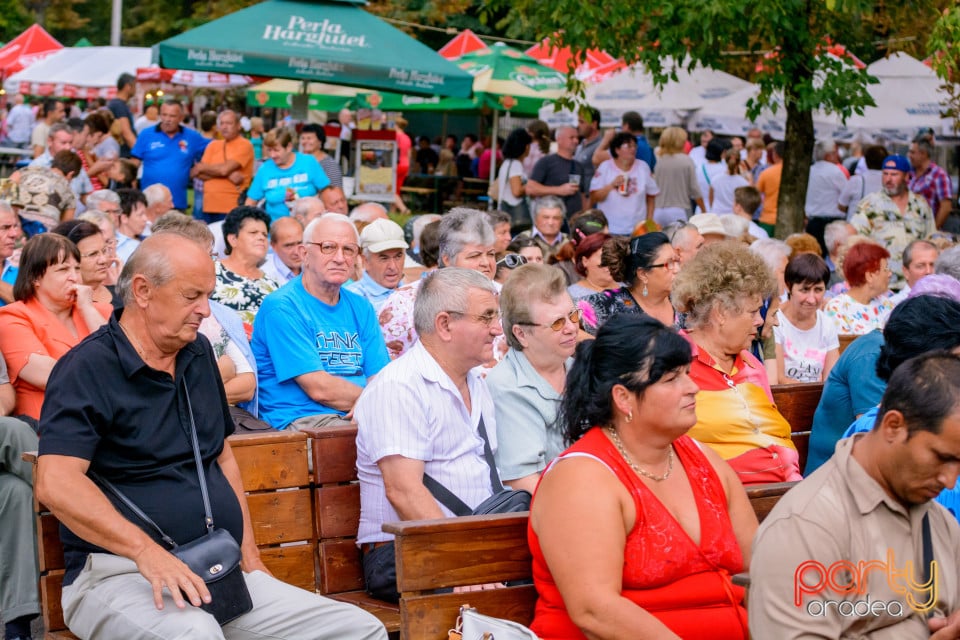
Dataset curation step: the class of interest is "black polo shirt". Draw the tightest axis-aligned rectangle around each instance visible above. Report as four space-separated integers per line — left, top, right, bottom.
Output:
39 313 241 586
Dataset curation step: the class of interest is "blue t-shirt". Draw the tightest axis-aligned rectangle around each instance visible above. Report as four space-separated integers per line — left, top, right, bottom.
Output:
246 152 330 220
635 135 656 173
131 125 210 209
251 276 389 429
0 261 17 307
806 330 885 475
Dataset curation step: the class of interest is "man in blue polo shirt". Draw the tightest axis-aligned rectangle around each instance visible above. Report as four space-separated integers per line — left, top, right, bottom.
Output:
130 100 209 210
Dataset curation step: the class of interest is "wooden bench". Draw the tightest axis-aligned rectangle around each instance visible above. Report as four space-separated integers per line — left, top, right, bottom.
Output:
771 381 823 473
386 481 796 639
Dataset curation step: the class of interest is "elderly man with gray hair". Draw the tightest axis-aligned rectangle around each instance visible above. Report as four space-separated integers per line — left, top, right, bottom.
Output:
378 207 498 359
252 213 390 430
804 138 849 254
512 195 568 260
290 196 325 227
356 267 502 602
141 183 174 235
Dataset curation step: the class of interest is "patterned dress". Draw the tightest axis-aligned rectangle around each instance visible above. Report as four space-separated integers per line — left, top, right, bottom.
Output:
211 261 279 337
823 292 894 336
849 191 934 290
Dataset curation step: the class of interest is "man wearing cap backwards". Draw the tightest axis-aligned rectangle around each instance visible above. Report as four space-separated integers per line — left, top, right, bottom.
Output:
252 213 390 430
850 154 935 291
348 218 409 313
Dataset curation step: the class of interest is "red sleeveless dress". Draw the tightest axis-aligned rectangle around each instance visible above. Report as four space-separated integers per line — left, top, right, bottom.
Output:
528 429 748 639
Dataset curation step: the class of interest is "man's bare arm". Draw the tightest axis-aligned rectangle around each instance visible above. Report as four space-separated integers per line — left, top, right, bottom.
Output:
378 455 445 521
294 371 364 413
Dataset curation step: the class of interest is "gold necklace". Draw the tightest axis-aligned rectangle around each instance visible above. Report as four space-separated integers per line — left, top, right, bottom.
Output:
117 321 147 358
606 427 674 482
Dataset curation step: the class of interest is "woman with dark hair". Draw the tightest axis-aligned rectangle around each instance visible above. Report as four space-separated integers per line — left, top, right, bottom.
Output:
578 231 678 333
672 241 801 484
523 120 551 176
300 122 342 188
496 127 533 232
506 236 545 264
529 313 754 639
567 233 618 300
550 209 608 284
773 253 839 384
245 127 330 219
709 148 749 214
589 131 660 235
807 282 960 474
0 233 111 419
211 206 279 338
51 219 122 308
824 241 894 334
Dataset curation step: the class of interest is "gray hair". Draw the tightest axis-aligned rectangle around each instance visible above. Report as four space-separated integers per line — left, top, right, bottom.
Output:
413 267 497 336
439 208 495 266
48 122 72 140
0 200 13 215
216 109 238 126
87 189 120 210
291 196 324 221
719 215 749 240
411 213 442 249
903 239 938 268
749 238 792 276
813 138 836 162
500 263 569 350
935 246 960 281
304 212 359 244
142 183 172 207
912 134 934 157
348 202 388 223
824 220 854 255
117 236 177 305
533 195 566 219
665 222 701 250
78 210 115 234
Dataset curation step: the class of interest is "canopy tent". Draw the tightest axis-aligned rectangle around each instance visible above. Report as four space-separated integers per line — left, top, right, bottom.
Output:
4 46 151 98
438 29 486 59
136 66 254 88
687 85 842 138
833 52 956 143
525 37 624 82
248 78 367 110
0 24 62 79
153 0 473 98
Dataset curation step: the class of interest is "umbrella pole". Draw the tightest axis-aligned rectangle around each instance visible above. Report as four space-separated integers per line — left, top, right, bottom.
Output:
488 110 499 211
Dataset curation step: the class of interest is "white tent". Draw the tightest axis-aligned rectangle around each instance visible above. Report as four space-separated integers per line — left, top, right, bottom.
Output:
4 46 152 98
833 52 956 143
687 85 842 138
540 61 753 129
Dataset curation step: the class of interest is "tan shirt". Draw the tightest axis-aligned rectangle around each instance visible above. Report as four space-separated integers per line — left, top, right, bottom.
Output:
749 435 960 639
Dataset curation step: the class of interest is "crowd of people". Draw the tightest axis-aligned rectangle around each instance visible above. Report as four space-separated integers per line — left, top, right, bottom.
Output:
1 76 960 639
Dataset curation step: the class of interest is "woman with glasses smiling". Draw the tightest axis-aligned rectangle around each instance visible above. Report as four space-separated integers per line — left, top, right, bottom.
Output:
578 232 679 335
488 264 578 494
52 220 123 309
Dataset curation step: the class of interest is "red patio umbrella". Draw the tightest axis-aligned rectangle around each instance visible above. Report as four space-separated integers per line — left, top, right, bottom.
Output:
525 36 624 82
0 24 62 79
438 29 487 60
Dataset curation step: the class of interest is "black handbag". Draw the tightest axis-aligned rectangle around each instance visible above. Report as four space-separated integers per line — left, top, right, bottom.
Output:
91 380 253 625
423 416 531 517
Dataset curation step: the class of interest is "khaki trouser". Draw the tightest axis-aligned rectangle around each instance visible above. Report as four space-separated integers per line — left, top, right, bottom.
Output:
0 416 39 621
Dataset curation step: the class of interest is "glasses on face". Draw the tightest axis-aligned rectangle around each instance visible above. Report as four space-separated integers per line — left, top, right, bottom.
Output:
305 241 360 259
496 253 527 269
524 308 581 331
446 309 502 327
648 258 681 271
80 247 109 260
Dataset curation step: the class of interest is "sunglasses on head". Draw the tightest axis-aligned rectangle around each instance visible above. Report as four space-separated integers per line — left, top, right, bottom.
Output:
497 253 527 269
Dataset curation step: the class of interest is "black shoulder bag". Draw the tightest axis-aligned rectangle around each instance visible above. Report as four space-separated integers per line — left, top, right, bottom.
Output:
422 416 531 516
91 381 253 625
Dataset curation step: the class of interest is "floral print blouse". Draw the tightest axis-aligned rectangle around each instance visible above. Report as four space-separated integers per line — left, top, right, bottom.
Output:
823 292 894 335
212 261 279 337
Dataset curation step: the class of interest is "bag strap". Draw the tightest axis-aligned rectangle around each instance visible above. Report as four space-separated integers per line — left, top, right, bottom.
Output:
422 415 503 517
89 377 216 546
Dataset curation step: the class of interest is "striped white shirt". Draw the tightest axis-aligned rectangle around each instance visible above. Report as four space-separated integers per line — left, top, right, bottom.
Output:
355 340 497 543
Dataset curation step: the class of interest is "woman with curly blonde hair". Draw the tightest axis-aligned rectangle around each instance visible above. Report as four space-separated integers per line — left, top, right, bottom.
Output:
671 241 802 484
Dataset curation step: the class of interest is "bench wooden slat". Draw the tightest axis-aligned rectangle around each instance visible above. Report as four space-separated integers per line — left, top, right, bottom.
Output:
247 488 315 545
258 544 317 592
230 431 309 492
316 484 360 538
38 512 63 573
318 539 366 594
40 571 66 634
746 481 797 522
771 382 822 435
306 424 359 485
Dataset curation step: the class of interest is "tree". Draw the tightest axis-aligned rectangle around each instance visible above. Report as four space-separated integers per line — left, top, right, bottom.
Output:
484 0 945 237
928 5 960 135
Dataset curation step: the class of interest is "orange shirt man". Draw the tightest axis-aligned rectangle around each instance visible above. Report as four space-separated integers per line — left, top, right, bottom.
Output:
756 141 783 233
193 110 254 220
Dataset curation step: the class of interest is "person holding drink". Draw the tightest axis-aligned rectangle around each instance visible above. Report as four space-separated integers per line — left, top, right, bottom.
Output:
590 132 660 236
526 126 586 218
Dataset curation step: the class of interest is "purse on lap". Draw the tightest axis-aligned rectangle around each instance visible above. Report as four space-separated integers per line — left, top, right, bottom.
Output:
91 380 253 625
449 605 538 640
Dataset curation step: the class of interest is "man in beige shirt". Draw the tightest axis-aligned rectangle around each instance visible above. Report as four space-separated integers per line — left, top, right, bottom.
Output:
750 351 960 639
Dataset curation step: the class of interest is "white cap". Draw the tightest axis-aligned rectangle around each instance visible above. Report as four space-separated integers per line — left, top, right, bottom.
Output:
360 218 409 253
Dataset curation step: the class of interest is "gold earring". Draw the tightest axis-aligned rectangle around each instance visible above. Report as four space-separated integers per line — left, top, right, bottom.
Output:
624 411 633 424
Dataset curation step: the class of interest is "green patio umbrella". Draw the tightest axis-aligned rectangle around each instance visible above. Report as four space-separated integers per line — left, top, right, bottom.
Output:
153 0 473 98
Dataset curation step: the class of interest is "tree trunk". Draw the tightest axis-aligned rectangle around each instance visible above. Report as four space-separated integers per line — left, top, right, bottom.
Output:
775 96 815 239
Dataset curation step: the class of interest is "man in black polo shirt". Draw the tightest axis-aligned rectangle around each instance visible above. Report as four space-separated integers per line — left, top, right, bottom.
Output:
36 235 387 639
526 125 585 218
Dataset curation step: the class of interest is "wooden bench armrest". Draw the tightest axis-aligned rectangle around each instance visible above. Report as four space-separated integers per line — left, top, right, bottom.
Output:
744 481 799 500
383 512 528 537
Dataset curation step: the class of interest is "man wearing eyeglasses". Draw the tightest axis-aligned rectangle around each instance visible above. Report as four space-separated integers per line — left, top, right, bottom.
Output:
252 213 390 430
355 268 503 602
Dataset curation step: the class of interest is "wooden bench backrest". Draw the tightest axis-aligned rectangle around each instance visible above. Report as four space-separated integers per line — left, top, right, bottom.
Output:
27 431 315 635
771 382 823 473
838 334 857 354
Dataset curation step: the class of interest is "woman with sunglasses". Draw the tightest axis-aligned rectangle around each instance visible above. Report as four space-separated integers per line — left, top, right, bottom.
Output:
578 232 679 334
487 264 578 494
51 220 123 309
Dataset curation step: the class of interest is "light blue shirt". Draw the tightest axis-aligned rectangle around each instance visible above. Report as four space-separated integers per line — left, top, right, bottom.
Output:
260 251 297 286
485 348 571 482
0 259 17 308
346 271 397 314
210 299 258 416
115 231 140 263
247 152 330 220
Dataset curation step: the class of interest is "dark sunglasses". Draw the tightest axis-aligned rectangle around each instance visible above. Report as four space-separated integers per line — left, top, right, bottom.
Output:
496 253 527 269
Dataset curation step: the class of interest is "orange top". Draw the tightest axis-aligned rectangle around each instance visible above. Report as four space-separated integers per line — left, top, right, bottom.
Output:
200 136 255 215
0 297 111 419
756 163 782 226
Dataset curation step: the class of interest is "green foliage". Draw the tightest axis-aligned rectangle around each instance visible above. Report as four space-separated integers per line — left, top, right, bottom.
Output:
928 5 960 135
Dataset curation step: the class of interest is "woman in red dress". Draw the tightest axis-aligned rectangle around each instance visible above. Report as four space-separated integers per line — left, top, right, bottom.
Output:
528 313 757 639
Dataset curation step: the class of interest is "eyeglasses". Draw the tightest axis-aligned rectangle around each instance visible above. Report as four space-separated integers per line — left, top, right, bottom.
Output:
496 253 527 269
445 310 502 327
305 241 360 259
648 258 681 271
80 247 109 260
522 308 581 331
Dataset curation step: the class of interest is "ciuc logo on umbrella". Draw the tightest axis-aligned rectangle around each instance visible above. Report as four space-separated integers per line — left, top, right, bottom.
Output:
510 66 565 90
